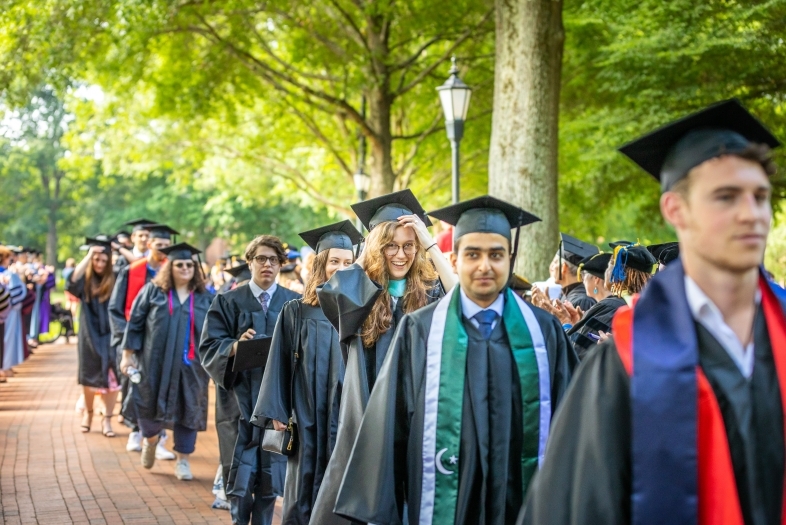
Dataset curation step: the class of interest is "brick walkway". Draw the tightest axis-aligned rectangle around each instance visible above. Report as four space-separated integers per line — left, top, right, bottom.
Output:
0 341 282 524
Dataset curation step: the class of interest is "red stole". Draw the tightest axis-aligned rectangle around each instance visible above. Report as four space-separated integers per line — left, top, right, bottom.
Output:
124 259 149 321
613 278 786 525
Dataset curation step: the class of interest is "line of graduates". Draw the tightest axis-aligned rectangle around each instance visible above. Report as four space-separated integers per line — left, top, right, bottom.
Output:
207 98 786 525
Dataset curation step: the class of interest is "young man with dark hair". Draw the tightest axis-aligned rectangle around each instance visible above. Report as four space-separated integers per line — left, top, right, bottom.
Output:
522 99 786 525
200 235 300 525
333 196 577 525
109 224 176 456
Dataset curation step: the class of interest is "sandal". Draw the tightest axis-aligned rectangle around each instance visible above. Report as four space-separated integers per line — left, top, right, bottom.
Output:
102 416 116 438
81 410 94 433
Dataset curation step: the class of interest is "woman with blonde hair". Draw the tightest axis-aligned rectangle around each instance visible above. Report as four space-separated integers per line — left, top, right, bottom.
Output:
67 238 118 437
310 189 456 525
119 243 213 480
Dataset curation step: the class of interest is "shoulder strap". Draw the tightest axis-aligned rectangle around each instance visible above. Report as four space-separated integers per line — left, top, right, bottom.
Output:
288 300 302 420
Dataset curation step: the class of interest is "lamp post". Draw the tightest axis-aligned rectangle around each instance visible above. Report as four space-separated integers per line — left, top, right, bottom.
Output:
354 96 371 231
437 56 472 204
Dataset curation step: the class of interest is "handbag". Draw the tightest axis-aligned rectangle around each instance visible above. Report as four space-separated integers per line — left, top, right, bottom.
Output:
261 300 301 456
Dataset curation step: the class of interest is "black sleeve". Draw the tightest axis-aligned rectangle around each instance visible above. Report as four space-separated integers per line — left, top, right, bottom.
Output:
519 341 631 525
108 267 130 346
252 300 297 426
65 273 86 300
198 293 239 390
120 283 154 352
317 263 383 341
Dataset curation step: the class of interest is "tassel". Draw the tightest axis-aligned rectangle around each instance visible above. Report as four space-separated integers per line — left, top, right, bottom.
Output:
611 245 628 283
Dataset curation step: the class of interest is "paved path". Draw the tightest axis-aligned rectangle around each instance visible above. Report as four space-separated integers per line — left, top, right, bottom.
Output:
0 340 282 524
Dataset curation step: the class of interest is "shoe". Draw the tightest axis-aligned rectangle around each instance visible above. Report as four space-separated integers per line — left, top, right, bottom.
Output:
156 434 176 460
174 459 193 480
80 410 94 433
126 431 142 452
101 416 116 437
141 439 157 469
211 497 231 510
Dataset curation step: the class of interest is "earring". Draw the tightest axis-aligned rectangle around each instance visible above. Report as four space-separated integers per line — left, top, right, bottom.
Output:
593 287 598 295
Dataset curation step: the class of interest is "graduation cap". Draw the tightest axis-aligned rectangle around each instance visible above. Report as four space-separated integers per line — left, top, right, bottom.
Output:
281 263 299 273
160 242 201 261
647 242 680 266
351 189 432 231
509 274 533 292
113 229 131 240
124 218 157 232
299 220 364 255
618 98 781 192
225 262 251 282
558 233 599 280
85 236 113 252
577 252 612 280
145 224 180 240
608 241 658 283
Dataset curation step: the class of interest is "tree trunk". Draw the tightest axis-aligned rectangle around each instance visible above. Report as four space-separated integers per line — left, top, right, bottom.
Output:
488 0 564 281
367 86 396 197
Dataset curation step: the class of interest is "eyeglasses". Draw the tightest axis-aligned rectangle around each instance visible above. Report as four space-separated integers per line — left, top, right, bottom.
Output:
384 242 418 256
251 255 281 266
173 262 195 269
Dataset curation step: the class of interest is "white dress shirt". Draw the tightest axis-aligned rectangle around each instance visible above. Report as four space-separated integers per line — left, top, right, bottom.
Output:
684 276 759 378
249 279 277 305
460 289 505 330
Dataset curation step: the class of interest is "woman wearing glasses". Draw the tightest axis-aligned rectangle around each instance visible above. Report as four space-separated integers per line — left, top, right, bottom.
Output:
310 189 456 525
119 243 213 481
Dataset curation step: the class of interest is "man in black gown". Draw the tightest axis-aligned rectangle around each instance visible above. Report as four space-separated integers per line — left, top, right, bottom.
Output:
199 235 300 525
522 99 786 525
549 233 598 312
335 196 578 525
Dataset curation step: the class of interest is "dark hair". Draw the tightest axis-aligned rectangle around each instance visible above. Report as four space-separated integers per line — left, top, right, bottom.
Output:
152 259 207 294
672 142 777 195
453 234 511 254
244 235 287 265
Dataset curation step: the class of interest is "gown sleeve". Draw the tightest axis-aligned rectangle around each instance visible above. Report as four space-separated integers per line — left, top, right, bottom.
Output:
519 341 631 525
317 263 383 342
252 300 297 426
120 283 154 352
108 267 130 348
65 274 85 301
198 293 239 390
334 313 417 525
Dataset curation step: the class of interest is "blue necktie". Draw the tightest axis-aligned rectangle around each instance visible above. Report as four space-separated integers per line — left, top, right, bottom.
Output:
473 309 498 340
259 291 269 313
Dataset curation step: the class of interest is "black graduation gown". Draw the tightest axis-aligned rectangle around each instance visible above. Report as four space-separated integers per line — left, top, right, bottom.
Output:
562 282 596 312
335 296 577 525
120 283 212 430
567 296 627 359
252 300 343 525
309 264 443 525
198 283 300 499
520 308 784 525
67 275 116 388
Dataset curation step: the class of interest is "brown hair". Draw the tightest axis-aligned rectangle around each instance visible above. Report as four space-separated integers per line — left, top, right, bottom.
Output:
152 259 207 294
302 250 329 306
672 143 777 195
85 252 115 303
244 235 287 265
361 221 438 347
604 262 652 296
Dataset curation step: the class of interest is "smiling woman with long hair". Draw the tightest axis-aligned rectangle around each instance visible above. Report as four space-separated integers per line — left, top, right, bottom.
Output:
119 243 213 481
66 238 118 437
309 190 457 524
252 220 362 525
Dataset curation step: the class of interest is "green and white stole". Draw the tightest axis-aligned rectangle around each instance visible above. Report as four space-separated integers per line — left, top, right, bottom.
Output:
419 286 551 524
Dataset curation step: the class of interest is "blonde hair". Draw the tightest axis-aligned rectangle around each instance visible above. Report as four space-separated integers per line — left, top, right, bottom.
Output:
361 221 437 347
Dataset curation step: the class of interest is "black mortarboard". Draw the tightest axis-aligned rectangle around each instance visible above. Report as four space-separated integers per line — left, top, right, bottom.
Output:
608 241 658 282
85 236 112 252
160 242 201 260
351 189 432 230
225 262 251 282
146 224 180 240
124 218 157 232
578 252 612 280
281 263 298 273
114 229 131 239
232 336 273 373
558 232 599 280
299 220 364 254
510 274 532 292
618 99 780 192
427 195 541 242
647 242 680 266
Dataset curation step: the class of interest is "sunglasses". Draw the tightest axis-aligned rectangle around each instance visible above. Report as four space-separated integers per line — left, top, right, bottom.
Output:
173 262 195 269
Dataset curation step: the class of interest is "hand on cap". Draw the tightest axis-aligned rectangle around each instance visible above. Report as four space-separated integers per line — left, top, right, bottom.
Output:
398 215 433 248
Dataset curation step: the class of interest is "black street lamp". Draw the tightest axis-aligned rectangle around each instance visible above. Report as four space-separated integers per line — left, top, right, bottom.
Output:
354 95 371 231
437 57 472 204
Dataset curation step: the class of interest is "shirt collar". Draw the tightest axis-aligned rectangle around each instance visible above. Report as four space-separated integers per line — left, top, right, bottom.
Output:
684 275 761 321
249 279 277 299
459 287 505 320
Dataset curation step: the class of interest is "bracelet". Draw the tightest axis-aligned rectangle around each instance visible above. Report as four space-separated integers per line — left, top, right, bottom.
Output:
426 243 438 251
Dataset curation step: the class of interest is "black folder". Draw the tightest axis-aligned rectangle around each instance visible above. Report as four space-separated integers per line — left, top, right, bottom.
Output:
232 336 273 373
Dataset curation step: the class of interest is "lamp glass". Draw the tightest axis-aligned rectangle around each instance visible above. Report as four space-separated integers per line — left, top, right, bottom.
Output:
353 171 370 193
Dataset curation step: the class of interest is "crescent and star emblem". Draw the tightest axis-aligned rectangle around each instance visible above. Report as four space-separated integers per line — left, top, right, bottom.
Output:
435 448 458 475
